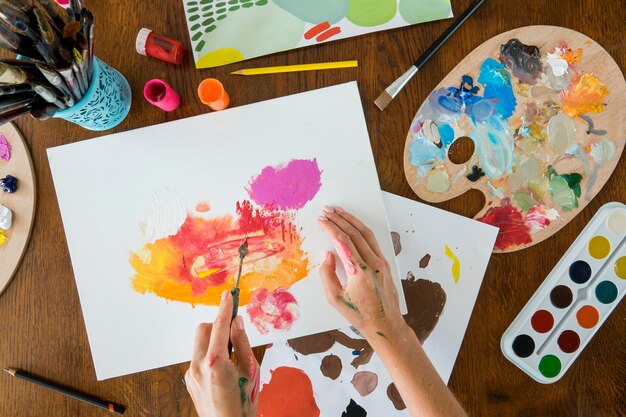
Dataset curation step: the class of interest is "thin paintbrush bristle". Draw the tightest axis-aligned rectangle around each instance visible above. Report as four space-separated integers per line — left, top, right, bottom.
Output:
374 91 392 111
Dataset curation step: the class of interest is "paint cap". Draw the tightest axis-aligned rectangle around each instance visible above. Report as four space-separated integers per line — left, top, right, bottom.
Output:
144 79 180 112
135 28 152 56
198 78 229 111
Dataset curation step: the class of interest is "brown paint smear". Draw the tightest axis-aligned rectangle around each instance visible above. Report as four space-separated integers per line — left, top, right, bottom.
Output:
387 383 406 410
419 254 431 268
288 330 374 368
320 354 342 380
403 273 447 343
391 231 402 255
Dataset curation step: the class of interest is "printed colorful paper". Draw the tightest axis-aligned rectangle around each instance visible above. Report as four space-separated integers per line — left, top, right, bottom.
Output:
182 0 453 68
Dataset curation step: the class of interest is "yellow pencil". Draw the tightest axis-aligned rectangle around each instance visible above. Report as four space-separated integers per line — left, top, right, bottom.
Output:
231 60 358 76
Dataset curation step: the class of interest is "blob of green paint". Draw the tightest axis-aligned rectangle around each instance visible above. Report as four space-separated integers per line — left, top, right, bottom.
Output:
538 355 561 378
399 0 451 24
238 377 248 406
339 296 359 312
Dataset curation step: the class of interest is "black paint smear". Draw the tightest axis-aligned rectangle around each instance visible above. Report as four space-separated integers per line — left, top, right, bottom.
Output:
342 399 367 417
466 165 485 182
499 38 543 85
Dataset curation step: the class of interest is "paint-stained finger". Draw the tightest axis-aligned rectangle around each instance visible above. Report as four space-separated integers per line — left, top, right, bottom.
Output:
319 252 343 303
192 322 212 363
207 290 233 360
324 206 379 267
318 216 364 276
230 316 255 377
334 207 385 259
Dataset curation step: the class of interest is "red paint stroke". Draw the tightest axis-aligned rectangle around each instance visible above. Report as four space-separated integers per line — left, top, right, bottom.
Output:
208 355 218 368
477 198 531 250
0 134 10 161
335 239 358 275
257 366 320 417
247 288 299 334
316 27 342 42
304 22 331 40
247 159 322 211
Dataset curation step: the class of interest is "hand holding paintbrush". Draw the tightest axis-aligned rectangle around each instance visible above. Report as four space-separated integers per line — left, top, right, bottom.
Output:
228 238 249 357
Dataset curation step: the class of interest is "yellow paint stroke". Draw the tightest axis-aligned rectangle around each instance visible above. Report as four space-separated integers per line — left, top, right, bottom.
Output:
0 229 7 246
444 244 461 284
561 73 609 117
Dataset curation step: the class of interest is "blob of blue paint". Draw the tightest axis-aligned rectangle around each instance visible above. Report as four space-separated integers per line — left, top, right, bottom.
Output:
352 349 361 356
0 175 17 193
438 124 455 147
409 138 446 177
477 58 517 121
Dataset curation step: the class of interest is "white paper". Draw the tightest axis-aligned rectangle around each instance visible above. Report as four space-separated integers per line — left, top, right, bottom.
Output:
259 191 498 415
47 82 404 380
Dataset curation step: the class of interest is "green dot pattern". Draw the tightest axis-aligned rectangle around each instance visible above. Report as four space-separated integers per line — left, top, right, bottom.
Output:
538 355 562 378
186 0 270 51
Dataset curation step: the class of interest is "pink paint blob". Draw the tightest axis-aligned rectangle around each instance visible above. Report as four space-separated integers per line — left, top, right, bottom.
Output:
247 159 322 210
335 240 358 275
525 205 552 230
247 288 299 334
0 134 10 161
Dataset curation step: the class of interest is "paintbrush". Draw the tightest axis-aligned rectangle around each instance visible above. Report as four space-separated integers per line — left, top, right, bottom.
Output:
72 47 88 91
57 64 80 100
5 0 34 14
374 0 486 111
29 102 58 120
228 237 249 357
0 62 29 84
0 92 38 113
0 2 39 42
36 63 74 102
32 83 67 109
0 83 32 95
35 0 66 31
34 8 59 48
0 104 34 124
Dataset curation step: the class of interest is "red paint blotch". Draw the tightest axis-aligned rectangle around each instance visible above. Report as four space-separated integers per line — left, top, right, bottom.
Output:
257 366 320 417
477 198 532 250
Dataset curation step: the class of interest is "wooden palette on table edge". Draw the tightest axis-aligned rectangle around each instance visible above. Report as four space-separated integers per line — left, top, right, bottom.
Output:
403 25 626 253
0 123 36 296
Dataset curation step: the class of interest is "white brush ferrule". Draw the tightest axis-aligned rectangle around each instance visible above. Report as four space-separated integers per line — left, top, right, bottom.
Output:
385 66 418 98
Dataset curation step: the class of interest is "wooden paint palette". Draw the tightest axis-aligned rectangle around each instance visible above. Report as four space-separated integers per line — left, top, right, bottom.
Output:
0 123 36 296
403 26 625 253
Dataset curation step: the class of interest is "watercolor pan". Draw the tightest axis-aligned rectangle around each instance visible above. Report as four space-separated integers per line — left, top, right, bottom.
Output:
501 202 626 383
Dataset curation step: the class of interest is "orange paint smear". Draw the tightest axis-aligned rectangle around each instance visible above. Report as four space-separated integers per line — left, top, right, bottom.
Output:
316 27 341 42
561 73 609 117
257 366 320 417
195 202 210 212
304 22 330 40
130 200 310 306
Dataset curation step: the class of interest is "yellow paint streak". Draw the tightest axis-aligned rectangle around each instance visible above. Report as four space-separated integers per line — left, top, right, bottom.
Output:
561 73 609 117
196 48 245 69
444 244 461 284
0 230 7 246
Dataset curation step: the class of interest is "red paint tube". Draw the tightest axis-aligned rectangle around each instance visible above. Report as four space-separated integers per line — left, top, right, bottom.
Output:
136 28 184 65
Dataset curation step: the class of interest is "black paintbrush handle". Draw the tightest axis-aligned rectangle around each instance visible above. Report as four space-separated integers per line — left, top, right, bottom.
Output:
227 288 241 357
11 370 125 414
413 0 486 70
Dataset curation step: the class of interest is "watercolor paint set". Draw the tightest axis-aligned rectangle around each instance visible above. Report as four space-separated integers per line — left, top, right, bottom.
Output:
501 202 626 383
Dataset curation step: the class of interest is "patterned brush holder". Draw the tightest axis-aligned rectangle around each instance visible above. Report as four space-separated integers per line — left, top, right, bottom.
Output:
53 58 132 131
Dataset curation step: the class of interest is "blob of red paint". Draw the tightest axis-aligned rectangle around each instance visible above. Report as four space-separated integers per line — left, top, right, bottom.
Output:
477 198 532 250
257 366 320 417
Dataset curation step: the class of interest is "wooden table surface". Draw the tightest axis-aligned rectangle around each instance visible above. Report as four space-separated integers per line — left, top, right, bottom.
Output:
1 0 624 416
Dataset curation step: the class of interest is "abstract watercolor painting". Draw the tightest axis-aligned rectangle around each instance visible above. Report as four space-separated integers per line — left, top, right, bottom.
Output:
47 82 403 380
258 192 498 416
182 0 453 68
404 26 625 253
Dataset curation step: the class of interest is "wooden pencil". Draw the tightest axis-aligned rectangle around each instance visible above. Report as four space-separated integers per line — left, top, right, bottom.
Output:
232 60 358 76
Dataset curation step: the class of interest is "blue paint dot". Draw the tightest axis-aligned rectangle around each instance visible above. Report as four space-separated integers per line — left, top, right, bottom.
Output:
438 124 455 147
0 175 17 193
352 349 361 356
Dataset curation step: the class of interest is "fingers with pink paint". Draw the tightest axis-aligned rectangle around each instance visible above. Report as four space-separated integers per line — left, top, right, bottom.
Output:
318 208 404 342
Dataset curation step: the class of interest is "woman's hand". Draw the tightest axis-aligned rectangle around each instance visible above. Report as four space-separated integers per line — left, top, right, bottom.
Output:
317 206 406 342
185 291 260 417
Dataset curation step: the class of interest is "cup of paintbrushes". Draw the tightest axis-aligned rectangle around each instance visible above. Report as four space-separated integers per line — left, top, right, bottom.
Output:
50 57 132 131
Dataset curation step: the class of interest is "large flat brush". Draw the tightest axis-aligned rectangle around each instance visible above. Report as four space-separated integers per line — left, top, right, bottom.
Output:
375 0 485 111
